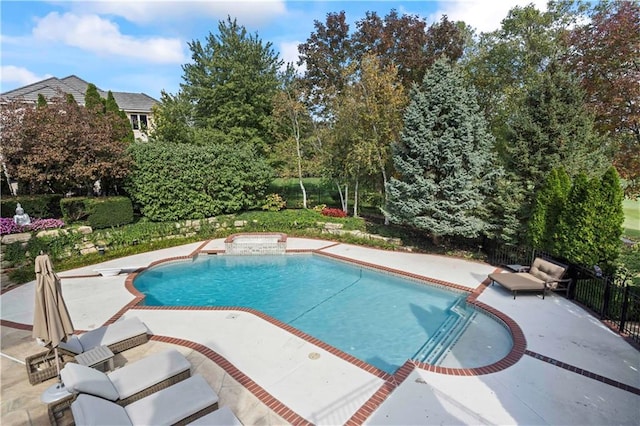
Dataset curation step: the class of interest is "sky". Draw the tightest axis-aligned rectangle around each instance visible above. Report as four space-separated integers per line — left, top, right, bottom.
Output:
1 0 547 100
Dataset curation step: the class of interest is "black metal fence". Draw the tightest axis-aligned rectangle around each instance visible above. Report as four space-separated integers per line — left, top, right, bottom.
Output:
487 245 640 347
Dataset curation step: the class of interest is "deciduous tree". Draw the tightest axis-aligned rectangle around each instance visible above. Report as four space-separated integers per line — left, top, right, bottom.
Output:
565 0 640 197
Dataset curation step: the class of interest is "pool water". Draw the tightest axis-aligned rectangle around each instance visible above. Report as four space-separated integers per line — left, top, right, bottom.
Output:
134 254 509 373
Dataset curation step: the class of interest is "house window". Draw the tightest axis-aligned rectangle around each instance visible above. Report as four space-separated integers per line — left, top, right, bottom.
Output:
131 114 148 130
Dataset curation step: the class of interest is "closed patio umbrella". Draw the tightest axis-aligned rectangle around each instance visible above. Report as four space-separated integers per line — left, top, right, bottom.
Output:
33 252 74 401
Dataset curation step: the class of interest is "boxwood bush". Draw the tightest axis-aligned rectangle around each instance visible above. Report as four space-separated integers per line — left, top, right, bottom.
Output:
86 197 134 229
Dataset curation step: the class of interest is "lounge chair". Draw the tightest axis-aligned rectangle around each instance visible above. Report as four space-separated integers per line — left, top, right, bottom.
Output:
48 349 191 422
57 374 218 426
26 317 149 385
488 257 572 299
188 406 243 425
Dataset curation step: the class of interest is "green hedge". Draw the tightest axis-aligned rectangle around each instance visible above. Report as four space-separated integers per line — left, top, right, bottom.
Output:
1 195 63 219
86 197 134 229
60 196 134 228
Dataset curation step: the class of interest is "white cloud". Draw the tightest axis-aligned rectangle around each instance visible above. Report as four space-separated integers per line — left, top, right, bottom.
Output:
66 0 288 27
0 66 51 89
431 0 549 33
32 12 186 64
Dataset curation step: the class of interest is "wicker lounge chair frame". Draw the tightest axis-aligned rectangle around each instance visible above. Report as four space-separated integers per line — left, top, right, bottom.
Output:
48 369 191 425
26 331 149 385
489 257 572 299
49 375 219 426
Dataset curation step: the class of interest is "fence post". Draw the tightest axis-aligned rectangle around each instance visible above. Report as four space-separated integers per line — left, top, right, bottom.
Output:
601 276 612 319
619 284 630 333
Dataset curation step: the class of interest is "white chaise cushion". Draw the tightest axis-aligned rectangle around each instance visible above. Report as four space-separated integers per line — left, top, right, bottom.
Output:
189 406 243 425
60 363 119 401
78 317 148 351
125 374 218 425
58 335 83 354
71 394 132 425
107 349 191 400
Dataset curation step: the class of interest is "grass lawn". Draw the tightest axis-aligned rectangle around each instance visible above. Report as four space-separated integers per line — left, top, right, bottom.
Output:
623 198 640 241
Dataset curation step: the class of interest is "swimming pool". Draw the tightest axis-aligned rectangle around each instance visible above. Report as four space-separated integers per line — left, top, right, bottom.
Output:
134 254 512 373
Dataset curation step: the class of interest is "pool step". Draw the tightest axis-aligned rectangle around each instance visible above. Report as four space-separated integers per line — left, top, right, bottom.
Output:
412 298 476 366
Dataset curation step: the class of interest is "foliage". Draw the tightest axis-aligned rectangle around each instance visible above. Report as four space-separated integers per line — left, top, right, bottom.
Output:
60 197 90 222
25 218 66 232
564 1 640 197
385 58 499 241
528 167 572 251
1 194 63 219
84 83 104 113
270 64 317 208
321 208 347 218
262 194 286 212
502 63 610 192
297 11 352 118
37 94 47 108
594 167 625 267
0 217 64 235
1 96 132 195
0 218 25 235
622 198 640 240
554 173 600 267
150 90 195 145
330 53 406 216
126 141 273 221
86 197 134 229
180 17 282 155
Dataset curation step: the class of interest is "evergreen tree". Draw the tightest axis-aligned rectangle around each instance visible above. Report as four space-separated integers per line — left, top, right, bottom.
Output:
503 64 609 192
37 94 47 108
528 167 571 252
554 173 600 266
65 93 77 105
594 166 625 270
385 58 498 242
181 17 282 154
85 83 105 113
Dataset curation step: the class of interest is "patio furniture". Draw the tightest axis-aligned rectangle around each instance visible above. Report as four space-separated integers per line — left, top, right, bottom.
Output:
188 406 243 425
74 345 114 372
488 257 572 299
26 317 149 385
53 374 218 426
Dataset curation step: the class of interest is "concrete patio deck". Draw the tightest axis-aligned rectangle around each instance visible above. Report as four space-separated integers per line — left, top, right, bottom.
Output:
1 237 638 425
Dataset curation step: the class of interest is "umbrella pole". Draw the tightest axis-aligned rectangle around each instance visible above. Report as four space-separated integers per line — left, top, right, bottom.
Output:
54 347 61 383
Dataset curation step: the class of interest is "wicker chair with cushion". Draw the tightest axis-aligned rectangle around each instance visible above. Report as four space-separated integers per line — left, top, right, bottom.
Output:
26 316 150 385
48 348 192 423
57 374 219 426
488 257 572 299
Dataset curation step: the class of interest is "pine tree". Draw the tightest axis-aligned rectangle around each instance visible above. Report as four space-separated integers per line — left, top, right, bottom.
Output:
385 58 498 242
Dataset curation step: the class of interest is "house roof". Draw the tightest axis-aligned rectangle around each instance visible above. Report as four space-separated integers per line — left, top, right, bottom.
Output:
0 75 158 112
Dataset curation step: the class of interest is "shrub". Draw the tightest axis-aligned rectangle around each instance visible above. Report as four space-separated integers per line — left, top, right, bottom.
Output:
126 141 273 221
262 194 286 212
86 197 134 229
60 197 89 222
1 195 63 219
321 207 347 218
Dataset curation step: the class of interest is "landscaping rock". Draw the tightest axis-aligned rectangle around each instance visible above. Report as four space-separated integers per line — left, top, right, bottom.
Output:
36 229 62 238
1 233 31 244
234 220 247 228
76 226 93 234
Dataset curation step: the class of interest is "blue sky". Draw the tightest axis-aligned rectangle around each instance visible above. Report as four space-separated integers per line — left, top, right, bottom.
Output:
1 1 546 100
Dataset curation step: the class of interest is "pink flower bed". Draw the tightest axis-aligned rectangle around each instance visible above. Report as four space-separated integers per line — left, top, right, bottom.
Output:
0 217 65 236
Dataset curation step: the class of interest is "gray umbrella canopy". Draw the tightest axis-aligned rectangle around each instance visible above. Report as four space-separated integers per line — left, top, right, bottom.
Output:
32 253 74 349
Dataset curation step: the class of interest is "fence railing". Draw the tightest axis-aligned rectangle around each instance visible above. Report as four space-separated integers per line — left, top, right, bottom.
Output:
487 245 639 347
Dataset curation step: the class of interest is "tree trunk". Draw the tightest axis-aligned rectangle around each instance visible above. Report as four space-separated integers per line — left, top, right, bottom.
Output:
353 179 359 217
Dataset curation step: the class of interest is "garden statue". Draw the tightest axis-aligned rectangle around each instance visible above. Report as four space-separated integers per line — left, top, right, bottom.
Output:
13 203 31 226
